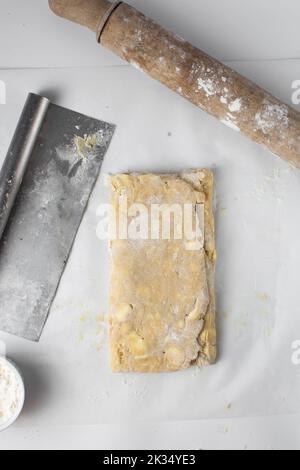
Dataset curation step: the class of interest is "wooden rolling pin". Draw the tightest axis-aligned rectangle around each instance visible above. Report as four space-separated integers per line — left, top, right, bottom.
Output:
49 0 300 168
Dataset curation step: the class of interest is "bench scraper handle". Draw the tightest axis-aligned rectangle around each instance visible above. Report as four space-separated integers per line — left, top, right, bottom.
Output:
0 94 50 241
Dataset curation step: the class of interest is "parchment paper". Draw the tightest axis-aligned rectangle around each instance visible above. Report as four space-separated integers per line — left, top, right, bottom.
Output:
0 64 299 426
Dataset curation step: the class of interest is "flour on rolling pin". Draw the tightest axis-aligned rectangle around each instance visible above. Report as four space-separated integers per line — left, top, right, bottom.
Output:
49 0 300 169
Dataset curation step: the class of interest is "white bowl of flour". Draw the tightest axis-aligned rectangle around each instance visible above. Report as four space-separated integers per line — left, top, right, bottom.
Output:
0 357 25 432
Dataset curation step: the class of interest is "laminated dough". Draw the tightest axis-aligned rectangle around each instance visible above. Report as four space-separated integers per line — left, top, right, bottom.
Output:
109 170 216 373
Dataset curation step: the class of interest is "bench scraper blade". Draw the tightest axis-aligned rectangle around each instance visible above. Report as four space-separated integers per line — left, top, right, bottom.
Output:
0 93 115 341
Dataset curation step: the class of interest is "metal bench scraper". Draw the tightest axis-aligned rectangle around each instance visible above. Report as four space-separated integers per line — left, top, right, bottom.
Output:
0 93 115 341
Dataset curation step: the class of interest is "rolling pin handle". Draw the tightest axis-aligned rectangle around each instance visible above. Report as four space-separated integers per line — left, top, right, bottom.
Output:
48 0 112 32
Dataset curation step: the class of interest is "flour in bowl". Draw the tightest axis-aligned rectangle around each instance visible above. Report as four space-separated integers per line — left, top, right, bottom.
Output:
0 357 22 426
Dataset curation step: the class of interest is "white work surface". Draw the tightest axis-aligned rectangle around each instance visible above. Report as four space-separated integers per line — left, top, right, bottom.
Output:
0 0 300 450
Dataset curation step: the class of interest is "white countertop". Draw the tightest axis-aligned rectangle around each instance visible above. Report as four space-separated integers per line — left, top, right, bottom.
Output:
0 0 300 450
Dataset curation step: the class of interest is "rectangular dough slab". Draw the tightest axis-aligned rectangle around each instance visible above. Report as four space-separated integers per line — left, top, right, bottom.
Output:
109 170 216 373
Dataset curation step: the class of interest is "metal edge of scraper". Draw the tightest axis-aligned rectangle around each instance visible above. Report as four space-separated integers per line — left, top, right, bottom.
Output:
0 93 50 241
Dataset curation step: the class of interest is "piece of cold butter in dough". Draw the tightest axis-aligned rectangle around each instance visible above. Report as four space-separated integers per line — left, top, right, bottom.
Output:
109 170 217 373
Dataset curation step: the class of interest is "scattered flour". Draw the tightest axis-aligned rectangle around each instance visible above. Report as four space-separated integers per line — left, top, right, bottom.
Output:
255 102 289 134
135 29 143 42
197 78 215 96
228 98 242 113
0 358 22 426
